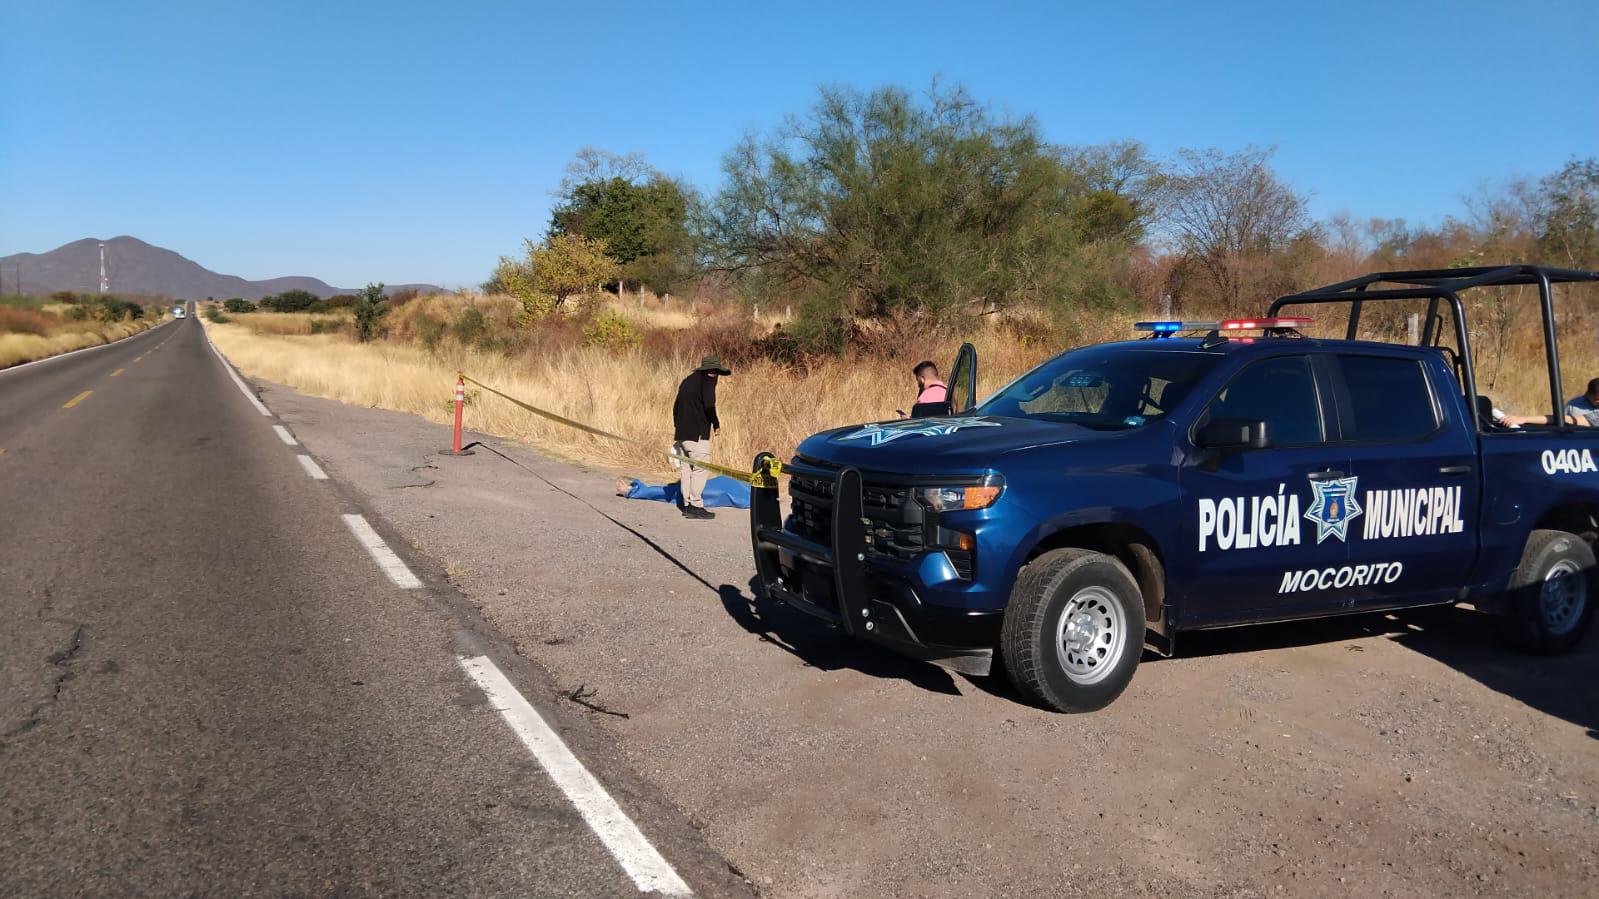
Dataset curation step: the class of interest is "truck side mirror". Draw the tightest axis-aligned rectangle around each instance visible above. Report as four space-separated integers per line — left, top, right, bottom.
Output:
1197 418 1270 451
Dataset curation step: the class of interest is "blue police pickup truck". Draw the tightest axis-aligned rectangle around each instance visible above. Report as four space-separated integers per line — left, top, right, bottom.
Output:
750 265 1599 712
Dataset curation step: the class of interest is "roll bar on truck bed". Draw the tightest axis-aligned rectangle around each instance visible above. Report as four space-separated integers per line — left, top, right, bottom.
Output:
1268 265 1599 429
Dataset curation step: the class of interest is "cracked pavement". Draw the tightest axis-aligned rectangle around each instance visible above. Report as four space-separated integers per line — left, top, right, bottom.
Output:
4 624 87 740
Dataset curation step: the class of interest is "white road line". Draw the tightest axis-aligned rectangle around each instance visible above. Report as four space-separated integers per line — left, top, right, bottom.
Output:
201 323 271 416
457 655 693 897
273 425 299 446
341 514 422 589
297 455 329 480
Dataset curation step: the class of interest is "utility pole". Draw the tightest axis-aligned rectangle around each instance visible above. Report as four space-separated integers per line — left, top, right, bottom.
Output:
99 242 110 294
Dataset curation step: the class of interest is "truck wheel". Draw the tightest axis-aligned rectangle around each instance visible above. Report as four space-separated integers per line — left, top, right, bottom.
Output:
1504 529 1595 655
1001 548 1143 713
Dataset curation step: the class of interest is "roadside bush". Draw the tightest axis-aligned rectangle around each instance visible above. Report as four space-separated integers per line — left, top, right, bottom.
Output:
641 315 765 369
205 306 230 323
416 314 447 350
997 311 1056 350
453 307 488 346
848 307 946 362
223 298 258 313
0 307 57 336
353 283 387 343
582 309 641 350
94 297 144 322
260 289 319 313
325 294 357 309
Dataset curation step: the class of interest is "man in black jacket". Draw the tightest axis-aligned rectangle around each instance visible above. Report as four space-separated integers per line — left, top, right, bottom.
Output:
672 355 730 519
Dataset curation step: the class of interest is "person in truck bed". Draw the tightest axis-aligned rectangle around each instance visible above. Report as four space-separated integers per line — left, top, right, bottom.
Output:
1566 378 1599 425
1499 378 1599 428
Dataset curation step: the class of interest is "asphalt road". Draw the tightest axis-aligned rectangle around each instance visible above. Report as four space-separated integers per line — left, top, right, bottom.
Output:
0 317 741 896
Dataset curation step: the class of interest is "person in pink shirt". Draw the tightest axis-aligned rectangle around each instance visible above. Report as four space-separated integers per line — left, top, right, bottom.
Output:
914 361 949 404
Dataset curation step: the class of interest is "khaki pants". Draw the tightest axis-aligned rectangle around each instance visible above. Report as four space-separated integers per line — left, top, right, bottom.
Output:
675 438 711 508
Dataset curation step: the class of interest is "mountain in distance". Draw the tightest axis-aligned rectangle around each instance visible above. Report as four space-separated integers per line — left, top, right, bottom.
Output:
0 236 443 300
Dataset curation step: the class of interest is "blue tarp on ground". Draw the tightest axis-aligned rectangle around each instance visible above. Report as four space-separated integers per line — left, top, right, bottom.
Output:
624 475 751 509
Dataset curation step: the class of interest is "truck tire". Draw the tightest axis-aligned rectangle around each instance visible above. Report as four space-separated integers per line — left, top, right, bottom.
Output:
1001 548 1143 713
1504 529 1595 655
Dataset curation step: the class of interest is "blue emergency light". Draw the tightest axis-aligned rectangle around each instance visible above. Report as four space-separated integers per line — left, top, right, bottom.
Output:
1133 320 1220 338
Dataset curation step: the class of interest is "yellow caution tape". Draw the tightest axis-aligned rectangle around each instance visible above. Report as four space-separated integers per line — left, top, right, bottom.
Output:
459 373 783 488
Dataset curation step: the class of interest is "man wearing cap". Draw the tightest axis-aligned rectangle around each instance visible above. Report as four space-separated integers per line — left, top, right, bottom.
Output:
673 355 730 519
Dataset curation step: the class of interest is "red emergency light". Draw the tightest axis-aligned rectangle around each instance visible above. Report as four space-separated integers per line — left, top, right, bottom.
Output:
1218 316 1313 331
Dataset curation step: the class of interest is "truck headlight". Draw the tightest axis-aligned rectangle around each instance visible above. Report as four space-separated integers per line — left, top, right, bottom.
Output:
915 476 1004 512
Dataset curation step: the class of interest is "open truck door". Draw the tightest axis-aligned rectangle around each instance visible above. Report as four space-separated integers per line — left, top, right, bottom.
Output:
950 341 977 413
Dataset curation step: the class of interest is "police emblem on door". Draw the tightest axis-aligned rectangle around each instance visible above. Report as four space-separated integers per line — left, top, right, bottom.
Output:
1304 476 1362 544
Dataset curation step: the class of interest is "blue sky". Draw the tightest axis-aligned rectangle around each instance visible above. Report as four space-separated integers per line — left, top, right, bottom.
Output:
2 0 1595 288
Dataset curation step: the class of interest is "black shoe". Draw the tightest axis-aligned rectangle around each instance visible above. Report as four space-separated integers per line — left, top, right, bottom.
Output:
683 506 715 520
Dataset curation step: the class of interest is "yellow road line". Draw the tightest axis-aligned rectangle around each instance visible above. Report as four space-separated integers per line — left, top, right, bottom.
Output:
0 448 6 457
63 390 92 409
110 368 125 377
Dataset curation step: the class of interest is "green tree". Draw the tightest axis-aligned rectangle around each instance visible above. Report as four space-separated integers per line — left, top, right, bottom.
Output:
698 83 1150 339
1535 158 1599 268
261 289 319 312
223 298 257 313
1157 146 1317 313
494 234 620 325
352 282 387 342
92 296 143 322
549 149 697 293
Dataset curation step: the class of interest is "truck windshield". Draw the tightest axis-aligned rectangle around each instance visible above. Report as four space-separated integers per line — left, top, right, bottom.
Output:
976 345 1221 430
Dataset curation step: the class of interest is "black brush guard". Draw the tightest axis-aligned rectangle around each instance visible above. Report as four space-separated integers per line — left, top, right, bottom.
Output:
748 452 994 676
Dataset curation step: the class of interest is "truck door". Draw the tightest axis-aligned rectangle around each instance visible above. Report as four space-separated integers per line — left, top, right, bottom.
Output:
1333 353 1478 607
949 342 977 413
1178 352 1352 625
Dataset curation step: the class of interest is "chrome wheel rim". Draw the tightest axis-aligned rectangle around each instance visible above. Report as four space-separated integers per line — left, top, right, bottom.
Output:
1541 559 1585 636
1054 586 1126 685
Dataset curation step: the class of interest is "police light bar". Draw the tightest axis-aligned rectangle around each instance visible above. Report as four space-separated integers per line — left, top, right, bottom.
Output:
1218 316 1313 331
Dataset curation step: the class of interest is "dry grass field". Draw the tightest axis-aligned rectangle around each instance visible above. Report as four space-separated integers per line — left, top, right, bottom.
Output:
0 306 163 369
203 287 1599 477
206 311 1077 476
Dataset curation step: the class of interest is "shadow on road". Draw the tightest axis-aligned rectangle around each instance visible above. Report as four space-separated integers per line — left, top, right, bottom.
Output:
717 580 965 696
1170 605 1599 738
718 576 1599 730
1388 606 1599 740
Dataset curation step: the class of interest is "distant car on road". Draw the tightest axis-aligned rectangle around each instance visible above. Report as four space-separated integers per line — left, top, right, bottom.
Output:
172 305 187 318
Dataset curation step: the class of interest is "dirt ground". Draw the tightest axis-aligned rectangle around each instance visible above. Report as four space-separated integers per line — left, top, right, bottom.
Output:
264 381 1599 898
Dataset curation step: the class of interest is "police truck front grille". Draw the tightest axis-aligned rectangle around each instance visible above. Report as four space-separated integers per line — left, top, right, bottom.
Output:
787 467 922 560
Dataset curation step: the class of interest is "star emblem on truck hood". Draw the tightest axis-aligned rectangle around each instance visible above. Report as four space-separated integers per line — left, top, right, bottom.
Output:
836 417 1002 447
